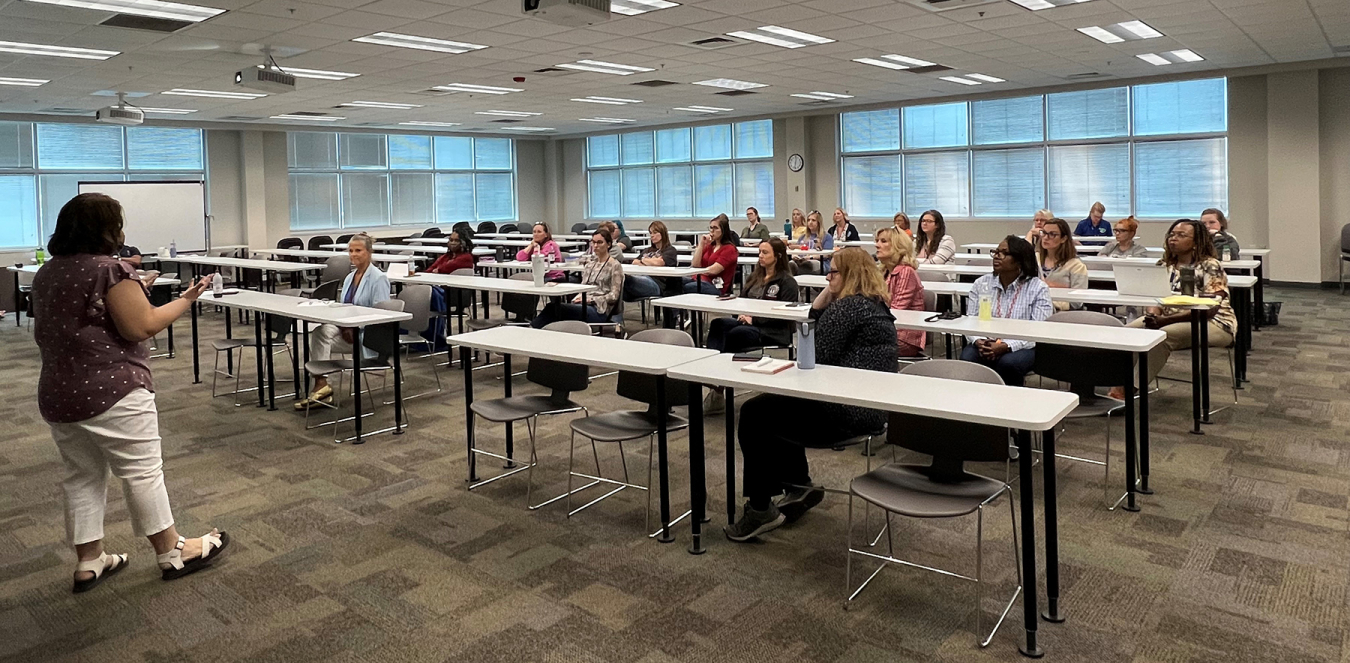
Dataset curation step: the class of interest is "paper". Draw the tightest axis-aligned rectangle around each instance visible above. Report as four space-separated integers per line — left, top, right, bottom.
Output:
386 262 409 278
1159 295 1215 306
741 357 794 374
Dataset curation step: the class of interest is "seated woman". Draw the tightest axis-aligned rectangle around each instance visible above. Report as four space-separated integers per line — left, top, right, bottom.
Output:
788 208 807 241
829 207 861 245
610 220 634 255
915 209 956 265
1025 208 1052 245
623 220 677 301
1201 208 1241 261
1125 219 1237 363
706 238 799 354
892 212 912 239
1099 216 1149 258
683 214 739 295
515 222 565 281
725 248 898 542
531 230 624 327
421 229 476 274
959 236 1053 387
793 210 834 274
297 233 391 409
742 206 772 243
1036 217 1088 311
875 228 925 357
1074 201 1111 238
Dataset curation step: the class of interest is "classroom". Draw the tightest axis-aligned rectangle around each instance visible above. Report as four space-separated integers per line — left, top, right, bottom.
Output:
1 0 1349 660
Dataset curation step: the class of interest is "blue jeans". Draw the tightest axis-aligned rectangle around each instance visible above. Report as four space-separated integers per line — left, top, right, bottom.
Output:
960 344 1035 387
683 278 721 295
624 275 661 301
531 302 609 328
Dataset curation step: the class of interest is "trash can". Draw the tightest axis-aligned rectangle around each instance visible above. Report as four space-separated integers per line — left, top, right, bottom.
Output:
1260 301 1282 326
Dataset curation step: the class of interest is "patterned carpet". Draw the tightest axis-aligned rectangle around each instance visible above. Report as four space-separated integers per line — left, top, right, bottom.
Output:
0 286 1347 663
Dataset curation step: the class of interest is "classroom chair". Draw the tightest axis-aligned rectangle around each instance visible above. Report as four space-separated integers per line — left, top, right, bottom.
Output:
305 235 332 252
210 313 295 406
395 284 442 398
570 222 588 234
302 300 406 439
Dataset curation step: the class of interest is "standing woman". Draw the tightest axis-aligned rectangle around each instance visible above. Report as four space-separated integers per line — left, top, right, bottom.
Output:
533 230 624 326
1074 201 1111 238
794 210 835 275
959 236 1053 386
915 209 957 265
1036 217 1088 311
421 228 476 274
1125 219 1236 365
1099 216 1149 258
1025 208 1053 245
892 212 913 239
830 207 860 244
789 208 807 241
875 228 925 357
515 222 565 281
298 233 391 408
743 207 772 243
34 193 229 592
725 248 898 541
684 214 740 295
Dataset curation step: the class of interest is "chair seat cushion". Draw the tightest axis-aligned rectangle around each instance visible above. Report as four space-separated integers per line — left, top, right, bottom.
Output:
1064 394 1124 419
850 464 1006 518
465 318 505 331
305 359 351 376
212 339 248 351
471 395 583 423
570 410 689 442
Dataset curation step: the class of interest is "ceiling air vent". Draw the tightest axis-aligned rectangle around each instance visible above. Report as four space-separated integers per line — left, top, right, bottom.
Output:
908 65 952 74
412 88 458 97
218 115 265 121
1064 72 1106 80
904 0 1001 11
689 36 740 50
40 107 90 115
715 90 757 97
285 111 327 116
631 79 678 87
1334 45 1350 57
533 67 571 73
100 14 192 32
491 119 523 123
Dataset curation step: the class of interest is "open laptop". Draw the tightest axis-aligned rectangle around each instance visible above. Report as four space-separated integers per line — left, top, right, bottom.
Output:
1113 264 1173 297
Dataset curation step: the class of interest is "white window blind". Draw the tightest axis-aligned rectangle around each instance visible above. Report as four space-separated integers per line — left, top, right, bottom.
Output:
657 166 692 218
588 170 620 218
391 173 435 225
389 135 433 170
127 127 203 171
436 173 475 222
734 162 774 215
734 120 773 159
1047 87 1129 140
693 125 732 161
972 97 1043 146
290 173 340 230
289 132 337 169
620 132 654 165
0 175 38 248
903 102 968 150
474 172 515 220
694 163 733 217
841 155 901 217
474 138 513 170
339 134 387 169
434 136 474 170
656 128 691 162
1047 144 1130 218
1134 138 1227 218
588 134 619 168
341 173 389 225
973 148 1045 217
0 122 33 168
841 110 900 153
37 124 124 170
621 167 655 217
1133 79 1227 136
904 151 970 216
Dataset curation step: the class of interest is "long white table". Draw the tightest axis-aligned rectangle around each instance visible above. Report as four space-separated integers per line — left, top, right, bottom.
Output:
949 252 1262 272
193 290 412 443
159 254 325 292
668 353 1077 656
476 260 713 279
249 248 418 263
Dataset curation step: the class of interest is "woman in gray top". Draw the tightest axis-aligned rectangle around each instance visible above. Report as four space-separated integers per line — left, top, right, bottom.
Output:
1202 208 1241 260
742 206 772 243
1099 216 1150 258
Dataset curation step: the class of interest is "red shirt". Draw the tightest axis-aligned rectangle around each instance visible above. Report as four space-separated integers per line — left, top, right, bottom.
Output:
698 243 739 294
426 251 476 274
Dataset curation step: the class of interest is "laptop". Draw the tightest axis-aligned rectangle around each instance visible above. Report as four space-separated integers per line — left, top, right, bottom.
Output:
1113 264 1173 298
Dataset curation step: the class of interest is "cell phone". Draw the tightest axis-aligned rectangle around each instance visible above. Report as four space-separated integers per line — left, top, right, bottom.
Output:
717 294 737 301
732 352 761 362
783 302 809 309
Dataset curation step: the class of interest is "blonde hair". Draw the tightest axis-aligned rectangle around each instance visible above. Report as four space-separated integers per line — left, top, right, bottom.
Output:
876 227 916 273
349 232 375 252
832 247 888 302
1090 201 1105 216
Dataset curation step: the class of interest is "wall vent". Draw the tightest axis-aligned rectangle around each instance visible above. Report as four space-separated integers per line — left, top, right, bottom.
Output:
689 36 740 50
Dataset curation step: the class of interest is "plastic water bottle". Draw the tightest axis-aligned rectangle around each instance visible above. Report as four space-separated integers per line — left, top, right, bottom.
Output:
795 321 816 370
978 293 993 321
1221 246 1231 262
34 247 44 265
531 252 545 287
169 240 177 258
211 272 223 295
783 220 792 236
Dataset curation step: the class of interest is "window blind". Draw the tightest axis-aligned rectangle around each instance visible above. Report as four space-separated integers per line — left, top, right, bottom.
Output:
1047 144 1131 218
972 148 1045 217
1134 138 1227 218
904 151 970 216
842 155 901 217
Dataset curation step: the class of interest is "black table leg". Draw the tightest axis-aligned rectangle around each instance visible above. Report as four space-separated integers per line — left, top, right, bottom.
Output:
392 323 404 435
254 310 265 408
463 344 477 482
1138 351 1153 494
290 322 300 398
1122 373 1140 512
1200 315 1212 425
504 354 514 468
686 379 706 555
190 299 201 384
656 375 674 544
302 324 311 397
13 271 19 327
352 327 364 444
1254 262 1265 329
695 311 704 347
1190 310 1203 435
1041 426 1064 623
225 289 234 377
265 313 277 411
1016 429 1043 658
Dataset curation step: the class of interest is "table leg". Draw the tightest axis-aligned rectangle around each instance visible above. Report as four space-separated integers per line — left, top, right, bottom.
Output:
463 344 477 482
190 299 201 384
503 354 514 468
392 323 404 435
265 313 277 411
225 290 234 376
352 327 364 444
1138 351 1153 494
695 311 705 347
253 310 265 408
1122 374 1140 513
13 270 19 327
1015 429 1043 658
167 321 175 358
1190 310 1203 435
1200 315 1212 424
655 375 674 544
1041 426 1064 623
686 379 706 555
290 322 300 398
1254 261 1265 329
302 324 311 397
725 387 736 525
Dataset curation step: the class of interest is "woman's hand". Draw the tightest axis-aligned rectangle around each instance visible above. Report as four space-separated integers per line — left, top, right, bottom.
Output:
979 340 1010 360
181 275 211 302
698 234 711 248
737 314 753 325
571 294 583 304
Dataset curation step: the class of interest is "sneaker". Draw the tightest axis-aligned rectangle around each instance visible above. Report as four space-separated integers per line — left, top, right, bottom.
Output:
723 502 785 542
702 389 725 415
776 485 825 523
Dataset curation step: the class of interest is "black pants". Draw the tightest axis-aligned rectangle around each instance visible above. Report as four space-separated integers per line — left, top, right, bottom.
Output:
738 394 856 508
707 317 764 353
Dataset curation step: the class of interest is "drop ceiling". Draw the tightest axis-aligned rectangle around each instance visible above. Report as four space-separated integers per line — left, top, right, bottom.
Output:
0 0 1345 136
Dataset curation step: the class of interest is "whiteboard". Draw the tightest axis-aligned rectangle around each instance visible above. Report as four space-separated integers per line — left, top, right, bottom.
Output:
77 181 208 254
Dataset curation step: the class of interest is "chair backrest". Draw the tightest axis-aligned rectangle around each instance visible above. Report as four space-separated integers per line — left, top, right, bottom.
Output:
268 312 294 340
570 223 588 234
320 255 352 284
278 237 304 250
1033 311 1133 386
1342 223 1350 252
361 299 406 362
335 233 354 245
616 329 695 409
476 221 498 235
407 231 424 239
529 321 592 397
502 273 539 321
499 223 518 234
396 284 434 332
442 267 477 312
309 279 341 301
306 235 333 251
451 222 472 238
423 227 443 239
585 222 600 231
892 360 1010 476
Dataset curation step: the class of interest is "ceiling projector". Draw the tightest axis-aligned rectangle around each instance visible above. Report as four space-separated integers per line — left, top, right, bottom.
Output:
96 93 144 125
235 66 296 93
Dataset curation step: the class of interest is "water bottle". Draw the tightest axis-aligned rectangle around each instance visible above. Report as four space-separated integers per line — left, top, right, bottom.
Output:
531 252 545 287
1221 246 1231 262
169 240 177 258
34 247 44 265
1179 266 1196 296
783 220 792 236
795 321 816 370
211 272 223 295
157 246 166 259
978 292 993 321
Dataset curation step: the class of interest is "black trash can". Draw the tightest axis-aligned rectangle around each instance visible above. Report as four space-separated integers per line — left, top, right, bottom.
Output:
1259 301 1282 326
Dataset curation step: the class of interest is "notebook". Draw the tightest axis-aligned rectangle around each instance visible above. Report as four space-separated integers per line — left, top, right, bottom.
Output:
740 357 794 375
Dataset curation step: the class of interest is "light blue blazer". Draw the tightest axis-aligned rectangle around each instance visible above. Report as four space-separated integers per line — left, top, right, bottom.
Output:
339 265 391 359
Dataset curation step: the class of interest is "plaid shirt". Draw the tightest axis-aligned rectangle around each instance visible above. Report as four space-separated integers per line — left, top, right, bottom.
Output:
964 274 1053 352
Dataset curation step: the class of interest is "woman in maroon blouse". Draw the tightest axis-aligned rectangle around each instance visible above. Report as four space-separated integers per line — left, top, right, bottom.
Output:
421 229 477 274
33 193 230 593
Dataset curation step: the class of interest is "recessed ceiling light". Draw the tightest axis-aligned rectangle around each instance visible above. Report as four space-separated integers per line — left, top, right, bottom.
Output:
853 57 909 71
966 73 1005 83
555 59 654 75
791 91 853 101
0 40 119 60
727 25 834 49
399 120 461 127
352 32 487 54
1136 53 1170 66
609 0 677 15
139 107 197 114
432 83 521 95
0 76 49 87
22 0 224 22
265 65 358 81
1078 20 1162 43
475 110 542 117
692 78 766 90
939 76 981 86
271 114 344 121
674 105 732 113
1008 0 1094 10
499 126 554 132
571 96 643 105
883 54 937 67
1137 49 1204 65
340 100 423 109
1169 48 1204 62
578 117 636 124
164 88 265 99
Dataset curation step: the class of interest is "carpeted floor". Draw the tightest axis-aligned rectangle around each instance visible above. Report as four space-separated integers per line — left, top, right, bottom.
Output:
1 285 1348 663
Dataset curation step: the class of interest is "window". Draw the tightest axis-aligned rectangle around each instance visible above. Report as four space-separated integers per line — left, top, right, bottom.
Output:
587 119 773 220
0 122 205 249
840 78 1227 220
287 132 517 229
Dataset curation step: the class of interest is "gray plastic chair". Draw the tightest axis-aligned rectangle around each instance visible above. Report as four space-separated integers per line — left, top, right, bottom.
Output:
396 284 441 396
846 358 1019 648
564 329 694 532
466 273 538 332
302 299 406 438
210 312 294 405
1340 224 1350 294
467 320 592 509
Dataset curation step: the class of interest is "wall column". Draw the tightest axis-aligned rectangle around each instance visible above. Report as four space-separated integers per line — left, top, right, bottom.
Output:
240 130 269 249
1266 71 1322 283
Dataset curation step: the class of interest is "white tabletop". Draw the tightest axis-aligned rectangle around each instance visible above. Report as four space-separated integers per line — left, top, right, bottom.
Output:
249 248 417 262
890 309 1165 352
652 293 811 321
159 255 322 272
8 264 40 274
200 290 411 326
478 260 712 278
676 254 761 266
474 238 585 248
390 272 597 297
668 355 1079 431
451 326 718 375
950 253 1261 271
918 263 1258 284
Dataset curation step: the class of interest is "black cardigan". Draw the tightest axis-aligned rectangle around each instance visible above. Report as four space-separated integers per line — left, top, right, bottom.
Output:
809 294 898 433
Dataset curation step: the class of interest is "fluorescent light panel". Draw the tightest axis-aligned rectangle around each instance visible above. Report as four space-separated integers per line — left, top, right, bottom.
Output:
966 73 1005 83
499 127 554 132
352 32 487 54
691 78 766 90
164 88 264 99
399 121 461 127
578 117 635 123
853 57 908 70
139 107 196 114
571 96 643 105
1170 48 1204 62
341 100 423 109
1136 53 1170 66
674 105 731 113
432 83 521 94
0 40 119 60
23 0 224 22
555 59 654 75
271 114 344 121
853 54 938 70
0 76 48 87
939 76 981 86
1078 20 1163 43
791 91 852 101
1008 0 1094 10
1137 49 1204 65
727 25 832 49
884 54 936 67
609 0 677 15
475 110 541 117
267 65 358 81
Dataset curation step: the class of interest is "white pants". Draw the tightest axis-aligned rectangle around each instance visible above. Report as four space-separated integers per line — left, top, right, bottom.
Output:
49 388 174 545
310 323 353 362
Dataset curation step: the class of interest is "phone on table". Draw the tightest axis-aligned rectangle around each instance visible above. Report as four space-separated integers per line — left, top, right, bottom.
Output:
717 293 737 301
924 310 962 322
731 352 762 362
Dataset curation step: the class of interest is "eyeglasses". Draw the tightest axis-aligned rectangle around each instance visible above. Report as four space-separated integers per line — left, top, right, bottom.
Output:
989 249 1008 257
825 269 840 278
1041 232 1063 238
1112 228 1130 234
